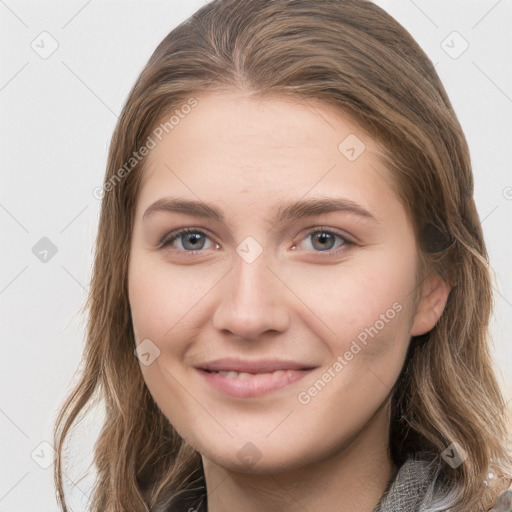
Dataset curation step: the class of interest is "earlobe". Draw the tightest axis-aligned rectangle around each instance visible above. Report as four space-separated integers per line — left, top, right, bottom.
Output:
410 271 451 337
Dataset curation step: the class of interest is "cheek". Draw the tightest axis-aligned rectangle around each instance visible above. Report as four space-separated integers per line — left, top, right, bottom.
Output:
285 247 417 345
128 255 212 344
128 257 204 425
284 247 418 411
128 270 170 344
292 260 414 437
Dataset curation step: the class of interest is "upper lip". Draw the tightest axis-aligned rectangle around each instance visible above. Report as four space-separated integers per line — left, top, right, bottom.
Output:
197 358 317 373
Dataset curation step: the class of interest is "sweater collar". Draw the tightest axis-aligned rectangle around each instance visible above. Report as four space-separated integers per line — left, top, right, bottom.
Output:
371 455 447 512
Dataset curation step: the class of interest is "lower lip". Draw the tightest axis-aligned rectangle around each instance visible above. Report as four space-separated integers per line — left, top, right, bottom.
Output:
196 368 314 398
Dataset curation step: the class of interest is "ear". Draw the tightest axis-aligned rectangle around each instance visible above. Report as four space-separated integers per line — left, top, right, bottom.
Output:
410 271 451 337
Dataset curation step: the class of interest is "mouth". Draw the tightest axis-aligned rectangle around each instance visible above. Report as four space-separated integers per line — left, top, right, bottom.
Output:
195 359 318 398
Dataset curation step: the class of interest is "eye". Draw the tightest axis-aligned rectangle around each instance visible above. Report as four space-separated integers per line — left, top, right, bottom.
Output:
292 227 354 257
159 228 218 254
158 226 354 258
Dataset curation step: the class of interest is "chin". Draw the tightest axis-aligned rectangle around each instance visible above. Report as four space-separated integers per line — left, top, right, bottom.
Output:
204 449 311 475
193 430 326 475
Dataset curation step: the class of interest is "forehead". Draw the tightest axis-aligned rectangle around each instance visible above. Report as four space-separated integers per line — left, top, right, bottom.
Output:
145 90 376 166
136 91 401 225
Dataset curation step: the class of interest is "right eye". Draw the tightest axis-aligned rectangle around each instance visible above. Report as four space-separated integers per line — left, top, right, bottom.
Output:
159 227 219 254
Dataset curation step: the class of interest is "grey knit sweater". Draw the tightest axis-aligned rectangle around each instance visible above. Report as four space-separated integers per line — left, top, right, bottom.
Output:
372 455 512 512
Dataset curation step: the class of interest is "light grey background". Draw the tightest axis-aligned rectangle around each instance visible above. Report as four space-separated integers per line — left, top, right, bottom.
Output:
1 0 511 510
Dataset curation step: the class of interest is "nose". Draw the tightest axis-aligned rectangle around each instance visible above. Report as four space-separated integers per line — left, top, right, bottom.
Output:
212 249 290 341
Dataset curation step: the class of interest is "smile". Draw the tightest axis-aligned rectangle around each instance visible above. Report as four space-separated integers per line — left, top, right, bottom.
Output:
196 361 317 398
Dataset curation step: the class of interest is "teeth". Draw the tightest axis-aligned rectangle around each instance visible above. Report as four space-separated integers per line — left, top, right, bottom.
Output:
217 370 239 377
213 369 289 378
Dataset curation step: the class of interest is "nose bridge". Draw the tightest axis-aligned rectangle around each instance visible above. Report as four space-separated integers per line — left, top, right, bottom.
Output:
212 244 289 339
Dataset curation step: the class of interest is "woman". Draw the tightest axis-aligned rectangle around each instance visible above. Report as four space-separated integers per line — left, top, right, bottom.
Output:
53 0 512 511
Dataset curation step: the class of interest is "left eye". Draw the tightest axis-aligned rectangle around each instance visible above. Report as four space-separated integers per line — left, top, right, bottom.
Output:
295 229 349 252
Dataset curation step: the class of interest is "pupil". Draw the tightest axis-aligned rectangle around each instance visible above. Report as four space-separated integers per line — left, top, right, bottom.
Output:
183 233 204 250
313 233 334 251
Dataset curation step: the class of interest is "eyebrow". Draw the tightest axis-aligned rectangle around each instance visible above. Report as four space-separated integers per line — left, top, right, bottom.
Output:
142 196 380 225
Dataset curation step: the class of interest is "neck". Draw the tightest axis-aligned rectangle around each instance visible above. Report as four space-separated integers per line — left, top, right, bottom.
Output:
202 400 395 512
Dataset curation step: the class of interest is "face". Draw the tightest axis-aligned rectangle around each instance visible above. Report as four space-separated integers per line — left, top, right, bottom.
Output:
128 91 447 473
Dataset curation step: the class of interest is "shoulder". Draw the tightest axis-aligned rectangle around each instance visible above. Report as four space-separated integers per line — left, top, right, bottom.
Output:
491 479 512 511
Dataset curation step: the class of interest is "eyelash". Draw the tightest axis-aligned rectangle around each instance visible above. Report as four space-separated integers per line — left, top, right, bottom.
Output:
158 226 355 259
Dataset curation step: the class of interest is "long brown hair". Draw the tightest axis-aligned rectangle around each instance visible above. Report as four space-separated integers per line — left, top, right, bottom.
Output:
53 1 512 510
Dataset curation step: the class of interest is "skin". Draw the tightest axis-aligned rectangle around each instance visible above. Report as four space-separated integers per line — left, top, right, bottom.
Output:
128 90 451 512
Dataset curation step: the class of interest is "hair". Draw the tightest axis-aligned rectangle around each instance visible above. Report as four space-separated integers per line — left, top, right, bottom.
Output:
53 0 512 511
